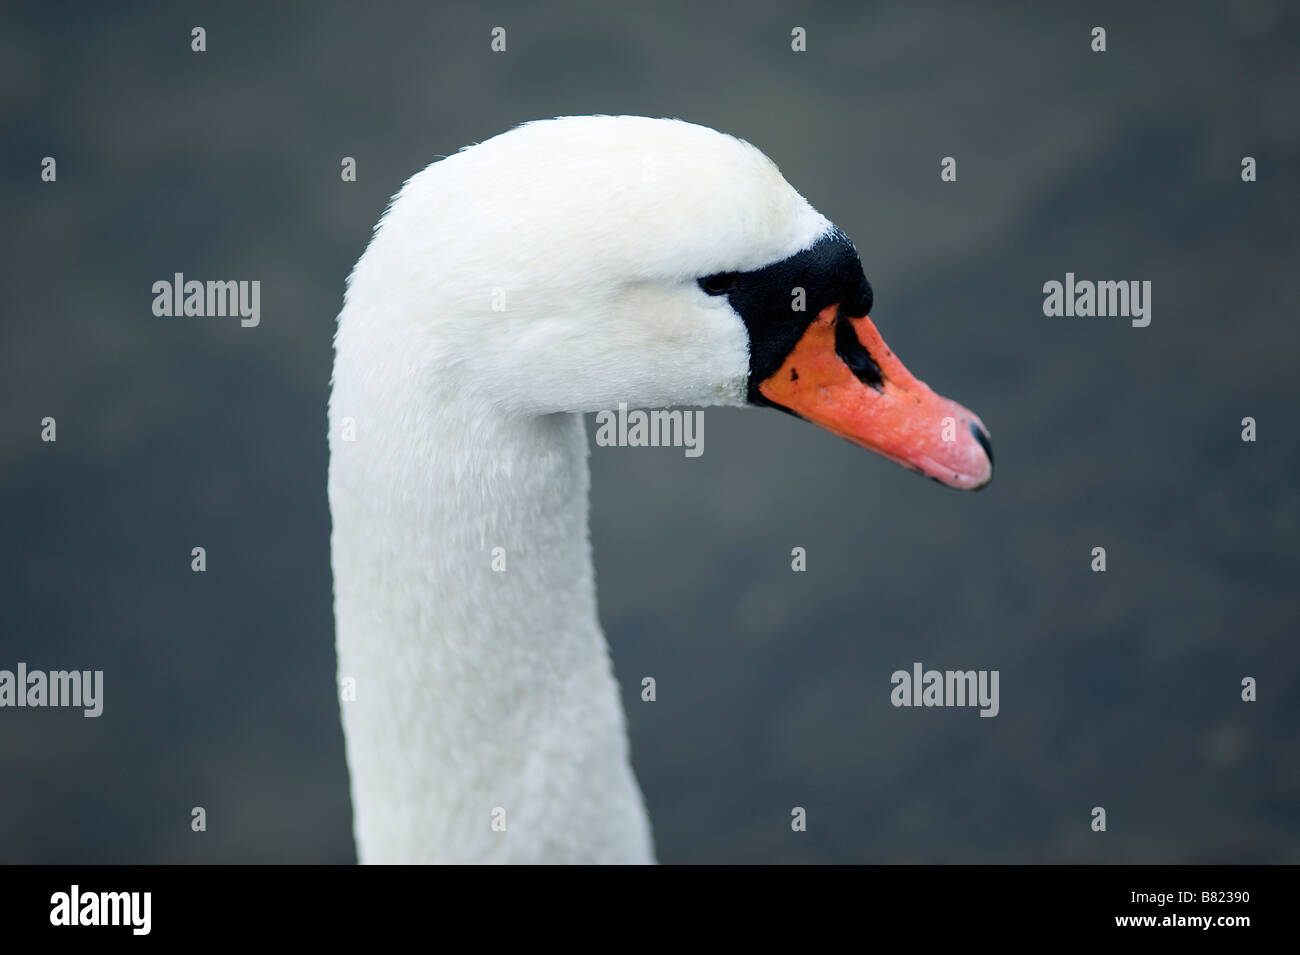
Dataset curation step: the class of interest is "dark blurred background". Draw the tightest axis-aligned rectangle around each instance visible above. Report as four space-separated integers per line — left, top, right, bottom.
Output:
1 1 1297 863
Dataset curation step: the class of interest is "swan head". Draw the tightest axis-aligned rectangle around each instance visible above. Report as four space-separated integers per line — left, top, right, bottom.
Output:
341 115 992 489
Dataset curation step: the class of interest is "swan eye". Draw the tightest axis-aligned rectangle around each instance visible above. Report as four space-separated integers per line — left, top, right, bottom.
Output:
699 272 739 296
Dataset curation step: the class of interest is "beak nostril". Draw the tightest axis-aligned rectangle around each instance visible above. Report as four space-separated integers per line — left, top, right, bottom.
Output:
969 422 994 468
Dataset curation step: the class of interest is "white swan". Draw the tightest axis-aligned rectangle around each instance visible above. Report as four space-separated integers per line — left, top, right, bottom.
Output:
328 115 992 864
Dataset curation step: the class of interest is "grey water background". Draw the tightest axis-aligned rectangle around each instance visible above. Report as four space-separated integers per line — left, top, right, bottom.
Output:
1 1 1297 863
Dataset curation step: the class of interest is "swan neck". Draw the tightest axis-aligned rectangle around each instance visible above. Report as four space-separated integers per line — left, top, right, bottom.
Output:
328 376 654 863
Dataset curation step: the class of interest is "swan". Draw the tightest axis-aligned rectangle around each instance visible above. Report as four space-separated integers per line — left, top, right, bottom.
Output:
328 115 993 864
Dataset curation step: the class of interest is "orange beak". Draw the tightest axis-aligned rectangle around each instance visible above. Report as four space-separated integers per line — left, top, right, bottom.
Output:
758 305 993 490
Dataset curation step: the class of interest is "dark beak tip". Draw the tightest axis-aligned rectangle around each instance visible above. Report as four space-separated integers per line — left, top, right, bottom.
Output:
969 421 994 470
